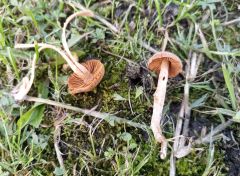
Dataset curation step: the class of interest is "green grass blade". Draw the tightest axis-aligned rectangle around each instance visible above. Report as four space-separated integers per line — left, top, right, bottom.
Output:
7 47 20 80
0 18 5 48
222 63 237 110
154 0 162 26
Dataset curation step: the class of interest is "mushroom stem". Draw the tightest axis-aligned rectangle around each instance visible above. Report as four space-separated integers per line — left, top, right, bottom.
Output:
151 59 169 159
62 10 94 81
15 43 91 82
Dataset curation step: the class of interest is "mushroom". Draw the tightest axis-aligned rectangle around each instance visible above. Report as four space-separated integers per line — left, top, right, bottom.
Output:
62 10 105 94
148 51 182 159
13 10 105 101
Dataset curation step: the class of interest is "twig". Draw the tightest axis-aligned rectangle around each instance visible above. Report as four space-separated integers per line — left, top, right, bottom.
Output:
53 110 69 170
172 52 191 159
173 101 185 148
73 163 77 176
173 53 202 155
23 96 149 130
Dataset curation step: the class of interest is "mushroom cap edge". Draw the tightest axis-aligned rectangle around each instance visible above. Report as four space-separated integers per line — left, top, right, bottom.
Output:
147 51 182 78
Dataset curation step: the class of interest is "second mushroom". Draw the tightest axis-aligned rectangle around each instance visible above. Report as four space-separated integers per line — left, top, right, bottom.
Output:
148 51 182 159
62 11 105 94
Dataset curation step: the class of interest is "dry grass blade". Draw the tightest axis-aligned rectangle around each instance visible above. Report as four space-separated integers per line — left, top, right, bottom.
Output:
194 120 233 145
178 53 202 148
23 96 148 130
54 124 65 170
221 17 240 26
170 52 202 175
67 1 119 33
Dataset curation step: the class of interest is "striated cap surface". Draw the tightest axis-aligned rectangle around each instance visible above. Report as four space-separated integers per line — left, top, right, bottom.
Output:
68 59 105 94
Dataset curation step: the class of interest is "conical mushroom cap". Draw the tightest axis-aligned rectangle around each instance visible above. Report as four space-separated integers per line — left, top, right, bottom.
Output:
68 59 105 94
147 51 182 78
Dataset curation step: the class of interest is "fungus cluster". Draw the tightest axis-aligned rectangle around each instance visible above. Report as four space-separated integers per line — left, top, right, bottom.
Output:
13 8 184 161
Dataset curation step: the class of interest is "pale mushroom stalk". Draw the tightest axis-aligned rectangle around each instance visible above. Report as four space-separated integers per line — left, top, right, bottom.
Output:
148 52 182 159
12 44 72 101
14 43 85 78
63 11 105 94
151 60 169 159
62 10 94 82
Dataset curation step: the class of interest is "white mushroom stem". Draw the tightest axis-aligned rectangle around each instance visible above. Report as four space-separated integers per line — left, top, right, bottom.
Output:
62 10 94 81
15 43 90 82
12 45 49 100
151 59 169 159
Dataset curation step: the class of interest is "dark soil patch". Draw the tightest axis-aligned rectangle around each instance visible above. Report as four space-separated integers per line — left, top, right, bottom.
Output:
221 130 240 176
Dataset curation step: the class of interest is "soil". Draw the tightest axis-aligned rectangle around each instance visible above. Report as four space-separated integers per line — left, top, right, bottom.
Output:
221 130 240 176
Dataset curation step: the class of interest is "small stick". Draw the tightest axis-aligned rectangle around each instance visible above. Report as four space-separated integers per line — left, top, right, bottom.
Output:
170 53 191 175
170 153 176 176
173 97 185 152
161 30 169 51
53 110 68 171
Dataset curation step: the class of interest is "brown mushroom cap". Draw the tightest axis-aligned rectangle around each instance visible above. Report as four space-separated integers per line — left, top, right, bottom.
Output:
68 59 105 94
147 51 182 78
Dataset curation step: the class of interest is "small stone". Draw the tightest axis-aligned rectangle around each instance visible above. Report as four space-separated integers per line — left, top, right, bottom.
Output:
126 63 141 80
